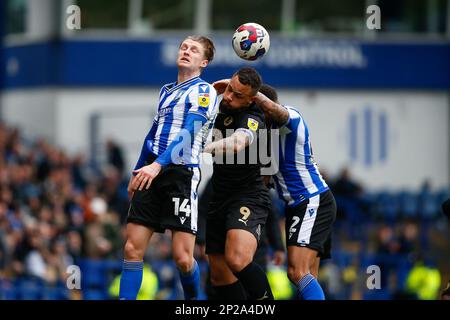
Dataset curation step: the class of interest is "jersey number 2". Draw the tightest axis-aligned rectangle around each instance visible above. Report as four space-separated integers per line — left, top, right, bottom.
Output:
289 216 300 233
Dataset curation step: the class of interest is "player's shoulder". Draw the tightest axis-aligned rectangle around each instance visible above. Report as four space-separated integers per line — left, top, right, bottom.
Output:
282 105 308 131
284 105 303 120
246 103 265 121
284 105 300 113
191 80 217 95
236 103 266 130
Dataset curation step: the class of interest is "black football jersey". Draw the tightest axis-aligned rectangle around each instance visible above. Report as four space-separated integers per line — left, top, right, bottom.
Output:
211 102 270 203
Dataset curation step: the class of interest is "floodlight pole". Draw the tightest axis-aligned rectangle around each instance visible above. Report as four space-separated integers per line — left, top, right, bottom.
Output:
194 0 211 34
447 0 450 38
128 0 143 34
281 0 296 35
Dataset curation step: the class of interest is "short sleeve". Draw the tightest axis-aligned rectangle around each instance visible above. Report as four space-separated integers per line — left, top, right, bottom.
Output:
187 83 218 121
235 112 266 145
281 105 300 131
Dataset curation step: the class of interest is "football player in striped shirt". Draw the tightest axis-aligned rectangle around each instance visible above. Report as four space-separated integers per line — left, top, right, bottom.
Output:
255 84 337 300
119 36 218 300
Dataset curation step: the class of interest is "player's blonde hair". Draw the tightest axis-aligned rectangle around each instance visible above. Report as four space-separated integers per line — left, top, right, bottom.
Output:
183 36 215 63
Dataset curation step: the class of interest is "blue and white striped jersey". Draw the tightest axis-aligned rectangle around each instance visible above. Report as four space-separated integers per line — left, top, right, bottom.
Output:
274 106 329 207
147 76 218 166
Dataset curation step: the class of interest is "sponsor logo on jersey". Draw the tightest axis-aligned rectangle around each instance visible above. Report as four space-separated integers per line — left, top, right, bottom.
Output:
247 118 259 131
198 85 210 108
198 93 210 107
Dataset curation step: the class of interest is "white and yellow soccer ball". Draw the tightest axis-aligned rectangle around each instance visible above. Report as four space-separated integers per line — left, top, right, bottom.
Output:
232 22 270 61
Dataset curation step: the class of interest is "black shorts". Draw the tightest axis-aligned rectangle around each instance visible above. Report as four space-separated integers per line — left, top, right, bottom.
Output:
205 193 270 254
127 165 201 235
285 189 336 259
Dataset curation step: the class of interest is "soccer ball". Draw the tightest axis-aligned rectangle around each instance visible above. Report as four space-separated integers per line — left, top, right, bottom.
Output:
232 22 270 61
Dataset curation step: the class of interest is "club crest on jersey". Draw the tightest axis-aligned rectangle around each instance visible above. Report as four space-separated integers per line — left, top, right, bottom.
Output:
247 118 259 131
198 93 210 108
224 116 233 126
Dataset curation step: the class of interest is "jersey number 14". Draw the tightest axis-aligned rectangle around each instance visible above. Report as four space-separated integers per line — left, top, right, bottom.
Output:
172 198 191 217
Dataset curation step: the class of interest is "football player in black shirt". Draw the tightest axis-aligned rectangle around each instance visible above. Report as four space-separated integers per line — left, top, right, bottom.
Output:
203 67 274 300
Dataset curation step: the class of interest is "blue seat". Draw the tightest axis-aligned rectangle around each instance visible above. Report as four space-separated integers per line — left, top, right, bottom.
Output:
335 195 362 223
83 289 106 300
16 277 45 300
0 280 18 300
332 250 353 269
103 260 122 272
377 192 400 221
80 260 108 289
396 260 413 290
151 260 177 285
397 191 419 219
359 253 378 269
360 192 379 218
43 285 70 300
418 192 439 220
363 289 391 300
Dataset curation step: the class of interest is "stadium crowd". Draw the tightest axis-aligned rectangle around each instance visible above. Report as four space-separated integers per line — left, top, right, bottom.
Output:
0 122 448 300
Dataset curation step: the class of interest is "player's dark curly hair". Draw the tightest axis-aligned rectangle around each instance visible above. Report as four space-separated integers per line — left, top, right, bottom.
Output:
234 67 262 95
258 84 278 127
185 35 215 63
259 84 278 103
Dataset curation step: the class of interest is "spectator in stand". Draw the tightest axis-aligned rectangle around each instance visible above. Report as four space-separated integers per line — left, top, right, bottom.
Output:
332 167 365 222
106 139 126 177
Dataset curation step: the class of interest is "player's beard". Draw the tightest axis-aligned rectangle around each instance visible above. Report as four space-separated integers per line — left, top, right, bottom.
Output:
219 100 232 112
219 100 244 114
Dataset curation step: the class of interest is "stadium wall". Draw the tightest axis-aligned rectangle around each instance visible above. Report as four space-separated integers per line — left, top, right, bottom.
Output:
2 39 450 89
1 89 57 143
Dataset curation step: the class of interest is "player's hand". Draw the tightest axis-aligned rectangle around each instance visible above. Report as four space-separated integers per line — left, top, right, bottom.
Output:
272 250 286 266
127 176 136 200
203 143 214 154
212 79 230 94
254 91 270 106
132 162 162 191
263 175 272 188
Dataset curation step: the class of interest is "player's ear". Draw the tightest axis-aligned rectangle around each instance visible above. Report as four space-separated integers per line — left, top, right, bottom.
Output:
200 59 208 68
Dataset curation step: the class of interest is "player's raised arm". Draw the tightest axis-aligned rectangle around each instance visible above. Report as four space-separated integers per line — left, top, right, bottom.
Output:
212 79 230 95
204 130 250 155
254 91 289 126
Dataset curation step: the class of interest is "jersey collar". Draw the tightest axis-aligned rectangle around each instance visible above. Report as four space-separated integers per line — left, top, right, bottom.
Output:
164 76 201 94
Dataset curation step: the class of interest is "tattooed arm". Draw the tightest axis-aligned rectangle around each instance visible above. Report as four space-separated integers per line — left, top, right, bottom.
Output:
204 131 250 155
254 92 289 127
